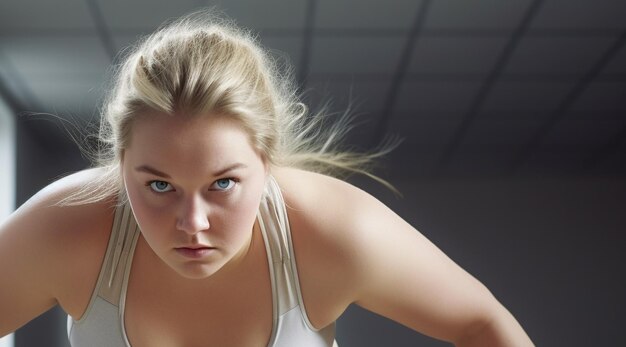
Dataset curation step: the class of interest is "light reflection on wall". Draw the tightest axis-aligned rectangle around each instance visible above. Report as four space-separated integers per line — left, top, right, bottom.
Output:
0 96 15 347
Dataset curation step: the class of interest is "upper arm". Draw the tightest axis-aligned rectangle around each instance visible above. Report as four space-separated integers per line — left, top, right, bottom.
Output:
0 192 65 335
275 168 504 343
0 169 113 336
345 192 499 342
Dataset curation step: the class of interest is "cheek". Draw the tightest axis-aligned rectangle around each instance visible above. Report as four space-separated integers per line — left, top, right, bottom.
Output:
219 183 265 236
124 178 172 238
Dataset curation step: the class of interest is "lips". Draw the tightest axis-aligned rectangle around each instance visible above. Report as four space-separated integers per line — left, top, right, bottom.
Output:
175 246 216 259
178 245 213 250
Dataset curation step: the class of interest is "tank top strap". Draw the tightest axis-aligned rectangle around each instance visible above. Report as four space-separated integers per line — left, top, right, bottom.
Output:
94 202 141 306
258 176 300 316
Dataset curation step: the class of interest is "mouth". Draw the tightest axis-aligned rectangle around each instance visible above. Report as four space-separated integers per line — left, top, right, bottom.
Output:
174 246 217 259
177 245 214 250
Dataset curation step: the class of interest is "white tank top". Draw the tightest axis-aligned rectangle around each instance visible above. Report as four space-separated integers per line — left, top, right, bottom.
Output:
67 176 338 347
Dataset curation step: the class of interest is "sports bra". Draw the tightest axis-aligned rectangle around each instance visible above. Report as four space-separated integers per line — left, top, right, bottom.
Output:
67 176 338 347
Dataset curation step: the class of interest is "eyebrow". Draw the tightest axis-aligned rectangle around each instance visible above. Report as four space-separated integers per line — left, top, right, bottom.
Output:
135 165 171 178
134 163 248 178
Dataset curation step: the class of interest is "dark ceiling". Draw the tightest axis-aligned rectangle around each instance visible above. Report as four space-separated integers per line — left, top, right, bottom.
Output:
1 0 625 179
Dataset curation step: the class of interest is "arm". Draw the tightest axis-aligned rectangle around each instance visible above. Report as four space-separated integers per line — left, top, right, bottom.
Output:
0 190 64 335
347 191 534 346
275 168 534 346
0 169 113 336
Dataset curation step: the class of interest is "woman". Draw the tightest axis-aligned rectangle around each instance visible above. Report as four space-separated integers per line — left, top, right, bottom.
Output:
0 11 533 347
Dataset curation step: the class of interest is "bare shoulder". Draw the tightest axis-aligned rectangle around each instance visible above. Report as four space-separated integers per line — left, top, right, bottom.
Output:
271 167 522 344
0 167 116 332
11 167 117 239
270 166 380 255
270 166 392 327
270 166 381 223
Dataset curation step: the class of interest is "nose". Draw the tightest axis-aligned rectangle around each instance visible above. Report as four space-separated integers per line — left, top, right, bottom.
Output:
176 195 210 234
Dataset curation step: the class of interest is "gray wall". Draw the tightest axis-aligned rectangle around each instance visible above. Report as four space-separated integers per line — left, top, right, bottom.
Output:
12 119 626 346
14 120 85 347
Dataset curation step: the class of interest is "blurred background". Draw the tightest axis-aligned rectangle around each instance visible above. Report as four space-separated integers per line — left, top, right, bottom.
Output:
1 0 625 346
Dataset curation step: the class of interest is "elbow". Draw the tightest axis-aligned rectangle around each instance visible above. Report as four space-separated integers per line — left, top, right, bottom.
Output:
452 301 535 347
452 314 494 347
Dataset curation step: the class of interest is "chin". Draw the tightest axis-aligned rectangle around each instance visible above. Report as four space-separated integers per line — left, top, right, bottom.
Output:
174 264 223 280
178 272 213 280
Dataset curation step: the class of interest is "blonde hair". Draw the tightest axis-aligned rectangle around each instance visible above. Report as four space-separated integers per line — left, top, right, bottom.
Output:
63 10 396 205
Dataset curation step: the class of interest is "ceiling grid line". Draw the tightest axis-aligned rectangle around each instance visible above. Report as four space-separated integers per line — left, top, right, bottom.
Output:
84 0 117 62
297 0 317 89
434 0 545 177
371 0 433 146
507 28 626 176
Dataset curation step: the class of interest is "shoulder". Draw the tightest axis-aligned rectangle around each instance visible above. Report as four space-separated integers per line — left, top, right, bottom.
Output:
271 168 512 344
270 166 394 326
12 167 117 242
270 166 380 258
2 167 117 317
270 166 382 225
271 166 399 251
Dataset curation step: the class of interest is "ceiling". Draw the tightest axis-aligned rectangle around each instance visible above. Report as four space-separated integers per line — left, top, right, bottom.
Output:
1 0 625 179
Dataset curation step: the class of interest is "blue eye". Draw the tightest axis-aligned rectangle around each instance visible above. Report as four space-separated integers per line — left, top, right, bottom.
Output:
213 178 235 191
149 180 173 193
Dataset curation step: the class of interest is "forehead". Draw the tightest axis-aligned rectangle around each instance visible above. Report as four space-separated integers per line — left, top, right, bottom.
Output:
126 113 260 169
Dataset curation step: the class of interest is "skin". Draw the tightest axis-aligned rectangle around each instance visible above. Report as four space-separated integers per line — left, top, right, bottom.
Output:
0 112 534 346
121 113 268 280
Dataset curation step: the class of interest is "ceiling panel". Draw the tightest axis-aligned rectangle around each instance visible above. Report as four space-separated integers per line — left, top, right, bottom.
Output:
447 144 522 177
409 37 507 75
316 0 421 29
344 115 382 150
103 0 307 31
565 110 625 121
0 0 93 30
570 81 626 112
97 0 204 29
542 119 626 146
530 0 626 30
0 37 110 76
602 45 626 74
386 145 446 177
305 78 391 115
395 80 481 113
519 145 592 175
210 0 308 30
424 0 531 30
388 116 459 146
461 119 543 145
480 81 575 116
502 36 617 76
308 37 404 74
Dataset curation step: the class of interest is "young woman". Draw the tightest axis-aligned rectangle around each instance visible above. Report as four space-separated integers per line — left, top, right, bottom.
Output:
0 11 534 347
